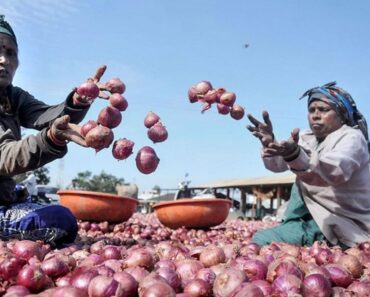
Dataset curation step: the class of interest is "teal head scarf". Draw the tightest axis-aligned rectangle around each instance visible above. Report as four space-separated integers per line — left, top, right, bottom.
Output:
0 15 17 46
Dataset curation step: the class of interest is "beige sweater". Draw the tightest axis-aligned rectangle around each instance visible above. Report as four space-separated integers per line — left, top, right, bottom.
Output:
263 125 370 247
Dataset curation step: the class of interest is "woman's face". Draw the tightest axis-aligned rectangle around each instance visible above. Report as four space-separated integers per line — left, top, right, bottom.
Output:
0 33 18 89
308 99 343 141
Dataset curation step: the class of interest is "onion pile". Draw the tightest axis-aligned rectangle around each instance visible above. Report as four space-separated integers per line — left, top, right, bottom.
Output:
0 215 369 296
187 80 245 121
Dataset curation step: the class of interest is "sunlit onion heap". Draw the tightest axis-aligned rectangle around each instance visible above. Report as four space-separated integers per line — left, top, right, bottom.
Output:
1 213 368 296
188 80 245 120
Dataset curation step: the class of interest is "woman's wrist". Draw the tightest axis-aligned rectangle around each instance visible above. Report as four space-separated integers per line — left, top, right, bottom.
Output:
283 146 300 162
47 128 66 146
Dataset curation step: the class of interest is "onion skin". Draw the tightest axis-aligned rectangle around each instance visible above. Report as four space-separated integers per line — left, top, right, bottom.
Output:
147 122 168 143
325 264 353 288
87 275 124 297
213 268 247 297
104 78 126 94
112 138 135 160
233 283 264 297
109 93 128 111
337 254 363 278
85 125 114 152
98 106 122 129
135 146 160 174
183 278 212 297
77 81 100 100
16 264 52 293
230 105 245 120
81 120 98 137
144 112 161 128
216 103 230 115
271 274 302 296
219 92 236 107
113 271 138 297
302 273 332 297
194 81 213 96
12 240 43 261
199 245 226 268
141 282 176 297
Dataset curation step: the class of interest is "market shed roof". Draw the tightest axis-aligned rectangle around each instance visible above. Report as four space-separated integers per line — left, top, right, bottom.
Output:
194 174 296 189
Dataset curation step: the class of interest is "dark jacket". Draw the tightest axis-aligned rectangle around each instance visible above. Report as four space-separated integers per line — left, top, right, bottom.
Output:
0 85 89 205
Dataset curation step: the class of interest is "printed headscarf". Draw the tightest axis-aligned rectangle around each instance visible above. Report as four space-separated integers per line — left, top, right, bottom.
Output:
300 81 370 152
0 15 17 46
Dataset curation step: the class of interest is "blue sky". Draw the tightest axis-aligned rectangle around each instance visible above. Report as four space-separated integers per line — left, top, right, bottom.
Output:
2 1 370 193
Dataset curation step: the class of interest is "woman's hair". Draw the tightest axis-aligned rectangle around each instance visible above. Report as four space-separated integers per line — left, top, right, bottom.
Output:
300 82 370 152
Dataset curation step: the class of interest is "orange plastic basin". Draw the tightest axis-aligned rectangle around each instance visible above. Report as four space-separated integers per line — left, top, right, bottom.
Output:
58 190 138 223
153 198 232 229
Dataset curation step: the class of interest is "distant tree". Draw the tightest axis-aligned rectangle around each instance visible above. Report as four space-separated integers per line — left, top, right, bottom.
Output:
34 167 50 185
71 171 124 194
152 185 161 194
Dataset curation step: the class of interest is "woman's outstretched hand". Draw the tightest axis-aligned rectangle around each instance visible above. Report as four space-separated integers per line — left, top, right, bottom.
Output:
263 128 300 159
73 65 107 106
246 111 275 147
48 115 87 147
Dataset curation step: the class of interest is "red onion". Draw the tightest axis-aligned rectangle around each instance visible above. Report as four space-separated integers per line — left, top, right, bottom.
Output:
52 286 88 297
123 248 154 270
147 122 168 143
302 273 332 297
230 104 245 120
156 267 182 292
12 240 43 261
88 275 124 297
109 93 128 111
267 259 303 282
358 241 370 254
195 268 216 285
183 279 212 297
194 81 213 96
103 259 124 272
113 271 138 297
104 78 126 94
41 256 70 278
98 106 122 129
234 258 267 281
188 86 198 103
315 248 334 265
85 125 114 152
213 268 247 297
337 254 363 278
202 89 218 104
81 120 98 137
233 283 264 297
55 274 72 287
124 266 150 283
135 146 160 174
216 103 230 115
112 138 135 160
325 264 353 288
3 285 30 297
219 92 236 106
346 280 370 297
251 280 272 296
102 245 123 260
155 260 177 271
139 272 168 294
71 269 99 292
302 262 331 279
271 274 302 296
16 264 51 293
176 259 204 287
0 256 27 279
199 245 226 268
144 112 160 128
141 282 176 297
77 80 100 100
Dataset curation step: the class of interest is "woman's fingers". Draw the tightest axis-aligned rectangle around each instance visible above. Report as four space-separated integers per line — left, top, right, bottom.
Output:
247 113 262 127
92 65 107 83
